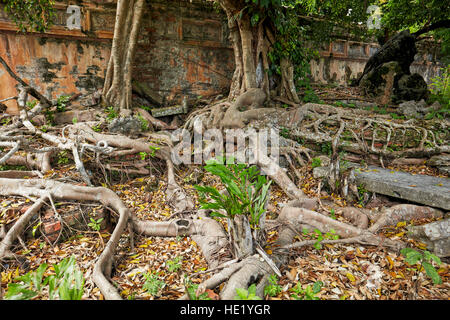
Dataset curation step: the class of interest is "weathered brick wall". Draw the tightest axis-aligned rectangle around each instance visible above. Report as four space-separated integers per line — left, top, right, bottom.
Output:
0 1 115 114
133 0 234 104
0 0 444 115
0 0 234 113
310 39 445 85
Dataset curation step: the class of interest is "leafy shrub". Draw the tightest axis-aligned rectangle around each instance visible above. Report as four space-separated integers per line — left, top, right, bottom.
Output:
5 256 84 300
429 66 450 107
263 274 282 297
195 158 271 229
143 272 165 296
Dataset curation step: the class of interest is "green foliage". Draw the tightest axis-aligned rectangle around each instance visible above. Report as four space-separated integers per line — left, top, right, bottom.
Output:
106 106 118 121
184 277 211 300
91 124 102 132
291 281 323 300
26 100 37 110
57 150 69 165
376 0 450 38
142 272 166 296
357 184 370 206
166 256 182 273
137 114 150 131
55 95 70 113
400 248 442 285
5 256 84 300
321 141 332 156
428 67 450 109
1 0 56 33
234 284 262 300
195 158 271 228
301 88 321 103
311 157 322 168
263 274 282 297
87 217 104 232
279 126 290 139
148 145 160 157
303 228 339 250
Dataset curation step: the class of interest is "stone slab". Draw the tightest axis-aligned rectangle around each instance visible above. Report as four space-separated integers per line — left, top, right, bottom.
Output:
151 104 187 118
354 166 450 210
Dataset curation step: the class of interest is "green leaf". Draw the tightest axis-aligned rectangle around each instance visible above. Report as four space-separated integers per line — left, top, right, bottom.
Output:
424 251 441 265
312 281 323 294
401 248 423 265
422 261 442 285
209 211 228 218
4 283 37 300
235 288 248 299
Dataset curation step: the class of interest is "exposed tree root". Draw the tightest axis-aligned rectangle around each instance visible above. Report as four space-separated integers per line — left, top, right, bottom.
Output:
0 178 130 300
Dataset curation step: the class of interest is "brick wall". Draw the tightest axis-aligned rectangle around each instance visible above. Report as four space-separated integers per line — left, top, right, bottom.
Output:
133 0 234 104
0 0 234 114
310 38 445 86
0 0 444 115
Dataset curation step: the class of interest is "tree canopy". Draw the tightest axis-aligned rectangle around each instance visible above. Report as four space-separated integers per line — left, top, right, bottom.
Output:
0 0 55 32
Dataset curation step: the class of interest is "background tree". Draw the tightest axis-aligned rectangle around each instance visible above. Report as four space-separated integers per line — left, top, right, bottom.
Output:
0 0 55 33
102 0 145 111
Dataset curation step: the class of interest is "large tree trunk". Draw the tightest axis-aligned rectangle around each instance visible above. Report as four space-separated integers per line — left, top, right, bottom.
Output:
102 0 145 110
219 0 297 103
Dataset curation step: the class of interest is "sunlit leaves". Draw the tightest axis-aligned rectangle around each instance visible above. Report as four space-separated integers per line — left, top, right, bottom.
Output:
1 0 55 33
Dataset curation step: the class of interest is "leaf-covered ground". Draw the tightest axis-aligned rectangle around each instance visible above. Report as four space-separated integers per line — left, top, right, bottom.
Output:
1 159 448 300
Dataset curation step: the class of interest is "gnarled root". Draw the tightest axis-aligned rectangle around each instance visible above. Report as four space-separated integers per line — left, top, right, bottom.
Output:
0 178 130 300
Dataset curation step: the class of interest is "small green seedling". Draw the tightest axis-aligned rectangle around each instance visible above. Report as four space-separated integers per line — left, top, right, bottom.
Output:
263 274 282 297
88 217 104 232
400 248 442 285
234 284 262 300
291 281 323 300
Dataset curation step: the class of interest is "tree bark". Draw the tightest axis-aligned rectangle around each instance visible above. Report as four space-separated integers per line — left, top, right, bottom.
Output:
103 0 145 110
218 1 298 103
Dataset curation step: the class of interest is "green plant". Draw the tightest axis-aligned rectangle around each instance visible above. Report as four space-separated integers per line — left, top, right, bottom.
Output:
57 151 69 165
137 114 149 131
184 277 211 300
400 248 442 285
291 281 323 300
311 157 322 168
234 284 262 300
429 66 450 106
329 208 336 220
308 228 339 250
302 88 321 103
148 145 160 157
142 271 165 296
263 274 282 297
5 256 84 300
139 152 148 161
106 106 118 121
357 184 370 206
166 256 182 273
91 124 102 132
56 95 71 113
321 142 332 156
1 118 11 126
194 158 271 229
280 126 290 139
87 217 104 232
26 100 37 110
